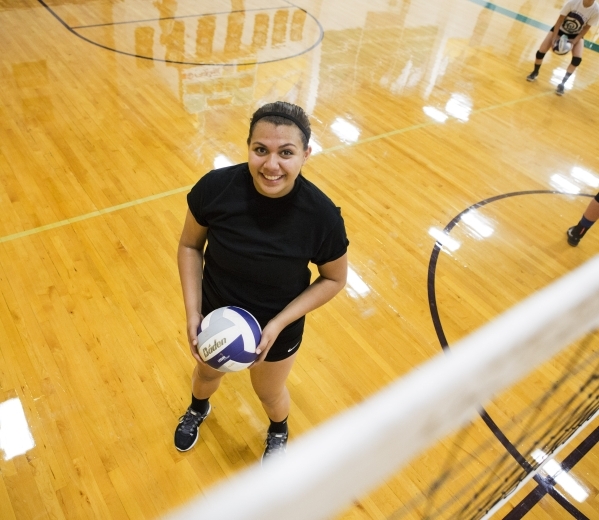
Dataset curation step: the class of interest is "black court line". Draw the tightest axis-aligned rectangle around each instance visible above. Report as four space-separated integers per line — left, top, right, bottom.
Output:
427 190 596 518
548 486 591 520
503 425 599 519
36 0 324 67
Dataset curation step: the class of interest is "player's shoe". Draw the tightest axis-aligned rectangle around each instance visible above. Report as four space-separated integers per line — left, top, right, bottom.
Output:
174 404 211 451
261 431 288 465
567 227 582 247
556 83 565 96
526 71 538 82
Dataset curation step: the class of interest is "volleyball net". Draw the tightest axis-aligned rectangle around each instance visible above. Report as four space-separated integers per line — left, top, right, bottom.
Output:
165 254 599 520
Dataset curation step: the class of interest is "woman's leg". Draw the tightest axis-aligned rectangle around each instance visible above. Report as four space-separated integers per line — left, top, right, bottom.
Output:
174 362 225 452
192 361 225 399
565 39 584 75
250 353 297 422
527 32 554 81
557 40 583 95
538 31 556 54
583 197 599 222
250 353 298 461
567 193 599 246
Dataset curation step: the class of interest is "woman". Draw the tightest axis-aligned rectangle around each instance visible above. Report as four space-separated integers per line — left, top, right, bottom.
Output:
175 102 349 462
526 0 599 95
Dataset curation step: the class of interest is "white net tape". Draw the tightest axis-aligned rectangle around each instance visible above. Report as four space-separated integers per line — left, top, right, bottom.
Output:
165 254 599 520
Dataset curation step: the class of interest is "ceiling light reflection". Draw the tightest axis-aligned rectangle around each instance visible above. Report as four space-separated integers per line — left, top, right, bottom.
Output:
532 450 589 502
330 118 360 143
423 106 448 123
571 166 599 188
445 94 472 122
0 398 35 460
544 460 589 502
429 228 460 251
346 266 371 299
309 139 323 155
214 154 233 169
550 174 580 194
387 60 411 93
461 211 494 238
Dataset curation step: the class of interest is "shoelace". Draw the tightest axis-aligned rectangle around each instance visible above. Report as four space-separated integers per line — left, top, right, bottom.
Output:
264 433 287 455
179 409 203 435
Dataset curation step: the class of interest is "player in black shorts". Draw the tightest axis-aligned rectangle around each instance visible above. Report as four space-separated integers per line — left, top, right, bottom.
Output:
174 101 349 462
526 0 599 95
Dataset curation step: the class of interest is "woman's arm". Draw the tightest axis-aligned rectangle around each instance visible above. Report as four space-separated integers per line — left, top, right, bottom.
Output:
178 209 208 362
254 253 348 363
552 15 567 41
570 24 591 46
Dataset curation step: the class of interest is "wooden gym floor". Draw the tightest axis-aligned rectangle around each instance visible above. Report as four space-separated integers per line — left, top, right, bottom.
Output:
1 0 599 518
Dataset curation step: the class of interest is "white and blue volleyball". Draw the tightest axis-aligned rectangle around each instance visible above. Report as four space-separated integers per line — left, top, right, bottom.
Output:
553 35 572 55
197 306 261 372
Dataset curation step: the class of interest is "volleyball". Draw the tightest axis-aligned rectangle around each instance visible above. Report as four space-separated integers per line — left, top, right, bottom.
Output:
553 35 572 55
197 306 261 372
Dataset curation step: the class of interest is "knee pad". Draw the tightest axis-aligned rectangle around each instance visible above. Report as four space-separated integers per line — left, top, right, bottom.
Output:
571 56 582 67
536 51 546 60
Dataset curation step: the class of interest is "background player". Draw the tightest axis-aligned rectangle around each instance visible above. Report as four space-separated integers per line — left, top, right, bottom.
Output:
526 0 599 95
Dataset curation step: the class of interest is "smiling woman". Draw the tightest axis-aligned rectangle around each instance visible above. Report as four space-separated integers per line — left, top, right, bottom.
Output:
174 101 350 463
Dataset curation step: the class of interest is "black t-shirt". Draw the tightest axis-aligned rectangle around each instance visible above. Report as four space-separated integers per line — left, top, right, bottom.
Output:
187 163 349 336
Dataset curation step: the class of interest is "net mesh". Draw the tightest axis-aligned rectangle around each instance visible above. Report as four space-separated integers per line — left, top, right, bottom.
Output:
165 255 599 520
383 332 599 520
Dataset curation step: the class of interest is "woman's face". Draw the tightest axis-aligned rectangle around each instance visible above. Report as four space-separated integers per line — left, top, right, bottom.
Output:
247 121 311 198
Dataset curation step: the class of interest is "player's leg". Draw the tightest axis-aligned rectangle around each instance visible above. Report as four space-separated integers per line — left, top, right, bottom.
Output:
567 193 599 246
250 353 298 462
192 360 225 400
527 31 554 81
174 362 225 451
556 40 583 95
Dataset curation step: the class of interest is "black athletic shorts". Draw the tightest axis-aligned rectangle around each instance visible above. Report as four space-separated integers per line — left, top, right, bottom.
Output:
264 333 303 362
551 27 577 39
201 297 304 362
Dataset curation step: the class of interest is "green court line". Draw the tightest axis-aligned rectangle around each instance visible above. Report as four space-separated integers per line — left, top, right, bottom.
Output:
316 91 551 155
0 185 192 244
467 0 551 31
468 0 599 52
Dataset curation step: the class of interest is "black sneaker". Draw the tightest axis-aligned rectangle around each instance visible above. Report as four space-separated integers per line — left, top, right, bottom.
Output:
556 83 565 96
174 404 211 452
261 431 288 465
567 227 581 247
526 71 538 82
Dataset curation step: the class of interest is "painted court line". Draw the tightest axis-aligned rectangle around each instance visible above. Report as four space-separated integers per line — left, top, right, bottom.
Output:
0 186 192 244
322 91 551 155
0 92 553 245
